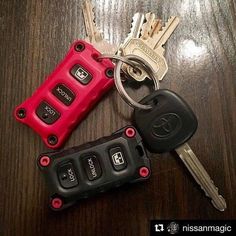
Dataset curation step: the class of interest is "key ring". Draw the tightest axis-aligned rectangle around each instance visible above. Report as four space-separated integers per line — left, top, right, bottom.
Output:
98 54 139 70
98 54 159 110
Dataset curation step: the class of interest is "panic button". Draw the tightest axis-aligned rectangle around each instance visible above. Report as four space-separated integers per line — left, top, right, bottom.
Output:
70 64 92 85
36 101 60 124
109 147 127 171
82 155 102 181
52 84 75 106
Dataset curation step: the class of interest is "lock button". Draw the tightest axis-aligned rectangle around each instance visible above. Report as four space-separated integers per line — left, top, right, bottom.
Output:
57 162 78 189
36 101 60 124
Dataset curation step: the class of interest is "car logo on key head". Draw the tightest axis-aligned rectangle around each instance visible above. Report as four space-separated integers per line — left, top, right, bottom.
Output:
152 113 182 138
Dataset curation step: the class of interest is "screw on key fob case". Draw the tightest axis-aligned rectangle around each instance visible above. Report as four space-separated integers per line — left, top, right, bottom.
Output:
14 40 114 148
38 126 150 210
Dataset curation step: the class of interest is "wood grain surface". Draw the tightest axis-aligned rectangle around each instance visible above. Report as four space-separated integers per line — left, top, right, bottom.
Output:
0 0 236 235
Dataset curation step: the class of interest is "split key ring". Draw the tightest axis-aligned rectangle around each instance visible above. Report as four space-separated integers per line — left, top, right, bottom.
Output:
98 54 159 110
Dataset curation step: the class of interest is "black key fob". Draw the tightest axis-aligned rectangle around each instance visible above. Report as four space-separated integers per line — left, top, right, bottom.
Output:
38 126 150 210
134 89 198 153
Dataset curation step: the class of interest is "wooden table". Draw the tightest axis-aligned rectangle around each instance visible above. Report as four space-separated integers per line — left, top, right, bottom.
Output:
0 0 235 235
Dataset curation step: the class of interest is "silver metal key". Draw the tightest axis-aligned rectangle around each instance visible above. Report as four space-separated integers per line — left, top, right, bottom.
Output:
134 90 227 211
120 12 161 82
126 14 162 81
176 143 227 211
118 12 145 78
146 16 180 55
118 12 145 54
82 0 117 54
121 15 179 82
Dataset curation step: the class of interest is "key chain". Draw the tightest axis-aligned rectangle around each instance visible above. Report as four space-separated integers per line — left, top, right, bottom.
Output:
104 55 227 211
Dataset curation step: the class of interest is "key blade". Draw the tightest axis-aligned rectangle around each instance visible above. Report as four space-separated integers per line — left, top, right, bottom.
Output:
176 143 227 211
153 16 180 49
127 12 145 39
150 19 162 37
118 13 144 60
140 12 156 40
82 0 102 43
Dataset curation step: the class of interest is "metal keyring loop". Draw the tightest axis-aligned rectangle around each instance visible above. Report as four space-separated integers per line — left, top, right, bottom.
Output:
115 55 159 110
98 54 141 72
98 54 159 110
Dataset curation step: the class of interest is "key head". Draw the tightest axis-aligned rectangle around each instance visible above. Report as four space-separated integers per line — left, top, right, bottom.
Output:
134 89 198 153
120 38 168 81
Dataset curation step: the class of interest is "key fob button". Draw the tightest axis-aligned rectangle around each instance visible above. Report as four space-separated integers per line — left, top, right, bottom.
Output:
109 147 127 171
58 162 78 188
70 64 92 85
52 84 75 106
82 155 102 181
36 101 60 124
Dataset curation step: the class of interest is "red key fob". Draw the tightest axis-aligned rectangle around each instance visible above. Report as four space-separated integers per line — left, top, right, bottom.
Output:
14 40 114 149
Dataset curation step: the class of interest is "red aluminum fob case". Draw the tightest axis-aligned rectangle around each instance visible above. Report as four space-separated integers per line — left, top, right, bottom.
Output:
14 40 114 149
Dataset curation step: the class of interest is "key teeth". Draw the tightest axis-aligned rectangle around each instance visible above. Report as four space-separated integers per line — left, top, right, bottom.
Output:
83 0 102 41
90 3 97 27
93 18 103 39
150 19 162 37
126 12 144 39
91 4 102 37
128 14 138 38
148 15 179 48
140 12 156 39
159 16 177 32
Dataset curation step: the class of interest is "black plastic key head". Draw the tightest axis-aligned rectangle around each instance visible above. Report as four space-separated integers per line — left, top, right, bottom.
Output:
134 89 198 153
